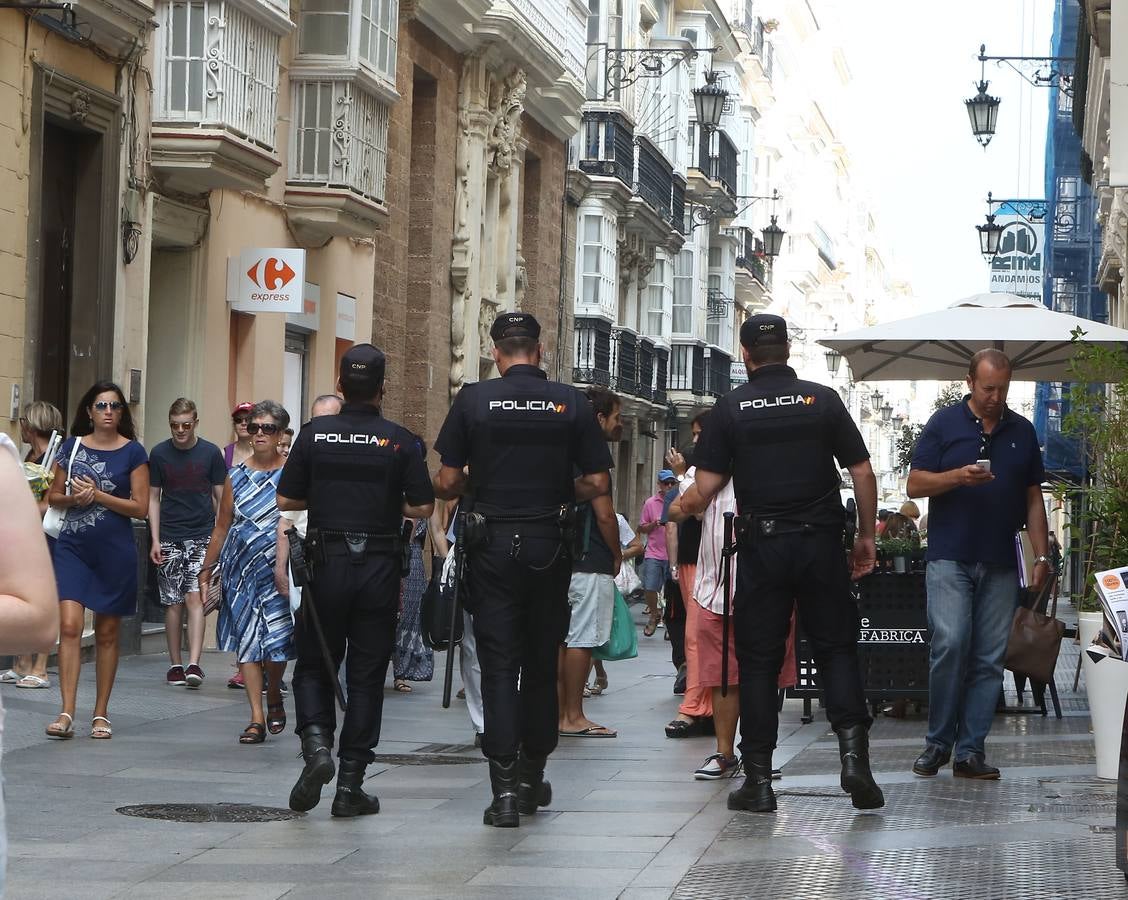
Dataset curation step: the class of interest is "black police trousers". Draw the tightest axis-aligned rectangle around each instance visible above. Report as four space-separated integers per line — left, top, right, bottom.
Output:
465 531 571 762
734 529 872 758
292 545 400 764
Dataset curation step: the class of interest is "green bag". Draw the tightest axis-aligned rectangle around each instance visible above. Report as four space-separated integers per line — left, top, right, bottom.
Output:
593 585 638 662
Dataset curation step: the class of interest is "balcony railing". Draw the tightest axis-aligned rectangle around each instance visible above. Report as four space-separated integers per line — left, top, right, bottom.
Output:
707 288 732 321
669 343 705 395
635 136 674 224
654 346 669 406
672 176 686 234
610 328 639 397
694 127 738 198
508 0 585 83
574 316 613 386
732 226 771 288
579 110 634 186
705 348 732 398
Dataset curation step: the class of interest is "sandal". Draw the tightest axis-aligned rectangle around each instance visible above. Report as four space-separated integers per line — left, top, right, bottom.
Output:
45 712 74 740
90 716 113 740
17 674 49 689
0 669 19 683
664 717 699 739
643 618 658 638
393 680 413 693
239 722 266 744
590 674 608 696
267 702 287 735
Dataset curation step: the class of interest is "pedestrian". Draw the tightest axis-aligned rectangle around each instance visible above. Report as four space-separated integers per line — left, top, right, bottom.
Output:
433 311 614 828
0 430 60 897
147 398 226 689
441 497 485 745
198 400 294 745
279 428 294 458
681 314 884 813
591 512 643 696
393 438 437 692
558 386 623 738
44 382 150 741
224 400 256 690
908 349 1050 780
277 345 434 817
638 471 677 636
663 414 713 737
1 401 64 690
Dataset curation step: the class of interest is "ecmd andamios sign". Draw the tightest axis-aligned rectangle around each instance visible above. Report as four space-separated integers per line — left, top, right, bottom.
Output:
227 248 305 313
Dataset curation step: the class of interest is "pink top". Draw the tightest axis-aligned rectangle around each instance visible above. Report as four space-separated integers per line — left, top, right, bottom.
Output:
640 494 669 561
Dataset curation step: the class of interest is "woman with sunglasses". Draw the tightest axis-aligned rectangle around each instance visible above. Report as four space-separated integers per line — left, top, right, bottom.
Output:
45 382 149 740
223 402 255 470
199 401 294 744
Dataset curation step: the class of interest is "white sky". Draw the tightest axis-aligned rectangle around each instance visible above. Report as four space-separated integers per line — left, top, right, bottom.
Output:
833 0 1056 312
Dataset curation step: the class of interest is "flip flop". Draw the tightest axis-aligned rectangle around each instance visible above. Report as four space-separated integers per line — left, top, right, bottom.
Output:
0 669 19 684
16 674 49 689
393 680 413 693
45 712 74 739
559 725 617 738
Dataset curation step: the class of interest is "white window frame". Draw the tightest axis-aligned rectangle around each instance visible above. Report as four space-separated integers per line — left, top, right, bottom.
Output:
289 79 390 203
576 207 618 318
646 251 672 340
154 0 284 149
295 0 398 90
672 248 694 335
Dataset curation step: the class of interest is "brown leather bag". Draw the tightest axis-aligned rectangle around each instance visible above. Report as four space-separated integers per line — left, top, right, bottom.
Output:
1004 582 1065 684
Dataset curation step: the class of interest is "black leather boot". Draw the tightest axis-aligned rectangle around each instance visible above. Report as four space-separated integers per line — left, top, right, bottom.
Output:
483 758 520 828
330 758 381 817
727 754 776 812
289 725 335 812
836 724 885 810
516 754 551 816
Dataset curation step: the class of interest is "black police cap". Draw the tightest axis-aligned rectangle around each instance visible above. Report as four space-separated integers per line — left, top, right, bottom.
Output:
490 312 541 342
740 314 789 348
339 343 386 390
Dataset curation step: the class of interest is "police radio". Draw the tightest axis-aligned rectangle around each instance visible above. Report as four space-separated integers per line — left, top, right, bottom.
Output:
286 527 311 587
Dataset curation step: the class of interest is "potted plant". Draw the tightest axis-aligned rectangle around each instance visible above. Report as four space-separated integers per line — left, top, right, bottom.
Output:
877 537 915 574
1063 336 1128 778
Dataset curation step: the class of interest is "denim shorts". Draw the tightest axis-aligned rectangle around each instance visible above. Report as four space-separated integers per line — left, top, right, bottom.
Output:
639 558 671 593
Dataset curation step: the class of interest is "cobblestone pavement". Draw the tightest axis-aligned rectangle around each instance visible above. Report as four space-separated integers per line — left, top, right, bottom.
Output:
1 604 1120 899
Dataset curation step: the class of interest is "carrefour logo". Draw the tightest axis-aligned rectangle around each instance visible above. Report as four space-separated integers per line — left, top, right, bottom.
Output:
739 394 815 411
489 400 567 413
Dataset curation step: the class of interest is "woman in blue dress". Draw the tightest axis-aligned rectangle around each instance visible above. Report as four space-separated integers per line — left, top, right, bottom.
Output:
45 382 149 740
199 400 294 744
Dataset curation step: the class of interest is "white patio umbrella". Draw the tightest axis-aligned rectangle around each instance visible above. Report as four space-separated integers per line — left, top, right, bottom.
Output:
819 292 1128 382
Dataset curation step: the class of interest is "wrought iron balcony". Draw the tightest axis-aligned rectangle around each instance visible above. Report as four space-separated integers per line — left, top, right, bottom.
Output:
732 226 771 288
692 128 738 199
573 316 613 386
705 348 732 398
635 137 674 224
579 110 634 187
669 343 705 396
707 288 733 321
654 346 669 406
672 177 687 234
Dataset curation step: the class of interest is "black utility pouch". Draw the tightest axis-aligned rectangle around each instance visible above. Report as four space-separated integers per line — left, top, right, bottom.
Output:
344 534 369 564
463 512 490 550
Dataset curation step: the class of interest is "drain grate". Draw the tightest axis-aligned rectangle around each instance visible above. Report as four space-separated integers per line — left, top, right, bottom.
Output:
413 743 480 755
117 803 304 823
675 837 1123 899
371 753 485 766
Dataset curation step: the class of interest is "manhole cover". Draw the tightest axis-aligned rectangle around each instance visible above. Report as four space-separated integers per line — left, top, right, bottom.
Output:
371 753 484 766
117 804 303 823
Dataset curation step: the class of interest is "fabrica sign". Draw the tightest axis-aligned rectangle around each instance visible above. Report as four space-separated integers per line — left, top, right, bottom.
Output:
988 202 1044 300
227 248 305 313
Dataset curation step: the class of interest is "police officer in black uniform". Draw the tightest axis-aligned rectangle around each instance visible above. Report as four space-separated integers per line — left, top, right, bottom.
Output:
680 314 884 813
277 344 434 817
433 312 613 828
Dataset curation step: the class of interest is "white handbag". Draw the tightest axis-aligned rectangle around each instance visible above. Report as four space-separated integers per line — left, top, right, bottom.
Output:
42 438 81 540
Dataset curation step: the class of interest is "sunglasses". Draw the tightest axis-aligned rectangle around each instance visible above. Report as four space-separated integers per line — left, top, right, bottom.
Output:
169 421 197 431
93 401 124 412
232 417 250 426
246 422 279 436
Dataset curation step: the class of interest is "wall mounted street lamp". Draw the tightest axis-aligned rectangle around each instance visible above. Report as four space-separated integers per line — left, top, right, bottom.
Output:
965 44 1074 148
881 403 893 424
689 190 786 251
891 414 904 431
692 70 728 132
976 192 1055 260
824 347 842 376
870 390 883 409
590 42 718 102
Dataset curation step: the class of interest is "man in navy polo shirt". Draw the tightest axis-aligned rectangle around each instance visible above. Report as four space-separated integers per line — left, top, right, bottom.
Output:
908 349 1050 780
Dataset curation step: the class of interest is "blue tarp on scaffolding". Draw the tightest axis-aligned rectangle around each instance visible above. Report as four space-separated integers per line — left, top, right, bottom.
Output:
1033 0 1103 479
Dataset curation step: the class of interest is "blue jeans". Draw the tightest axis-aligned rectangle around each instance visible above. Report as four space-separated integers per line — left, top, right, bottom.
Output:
925 560 1018 761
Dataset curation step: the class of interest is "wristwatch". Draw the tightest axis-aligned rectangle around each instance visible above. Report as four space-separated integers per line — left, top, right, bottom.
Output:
1033 555 1052 567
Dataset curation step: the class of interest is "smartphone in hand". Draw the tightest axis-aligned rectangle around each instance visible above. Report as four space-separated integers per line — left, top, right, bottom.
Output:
976 459 991 473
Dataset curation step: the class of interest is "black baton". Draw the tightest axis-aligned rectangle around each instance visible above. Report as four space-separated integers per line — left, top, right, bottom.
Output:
721 511 735 699
286 528 346 712
441 512 467 709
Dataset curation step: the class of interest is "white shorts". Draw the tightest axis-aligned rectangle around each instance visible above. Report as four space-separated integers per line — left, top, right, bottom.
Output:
566 572 615 648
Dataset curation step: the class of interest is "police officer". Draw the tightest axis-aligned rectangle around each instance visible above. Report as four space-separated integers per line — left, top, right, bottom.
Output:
433 312 613 828
277 344 434 817
679 314 884 813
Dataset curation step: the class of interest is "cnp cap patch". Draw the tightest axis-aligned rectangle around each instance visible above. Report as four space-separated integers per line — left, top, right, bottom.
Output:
339 343 386 391
740 314 789 348
490 312 541 342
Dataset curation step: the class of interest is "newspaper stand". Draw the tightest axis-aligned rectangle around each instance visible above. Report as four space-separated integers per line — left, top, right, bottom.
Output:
788 564 930 723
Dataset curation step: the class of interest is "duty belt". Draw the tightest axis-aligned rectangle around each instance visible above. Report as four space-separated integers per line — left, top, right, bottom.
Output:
307 527 408 569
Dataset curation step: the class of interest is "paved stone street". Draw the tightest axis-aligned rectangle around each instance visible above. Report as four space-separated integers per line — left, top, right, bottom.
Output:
2 604 1123 899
